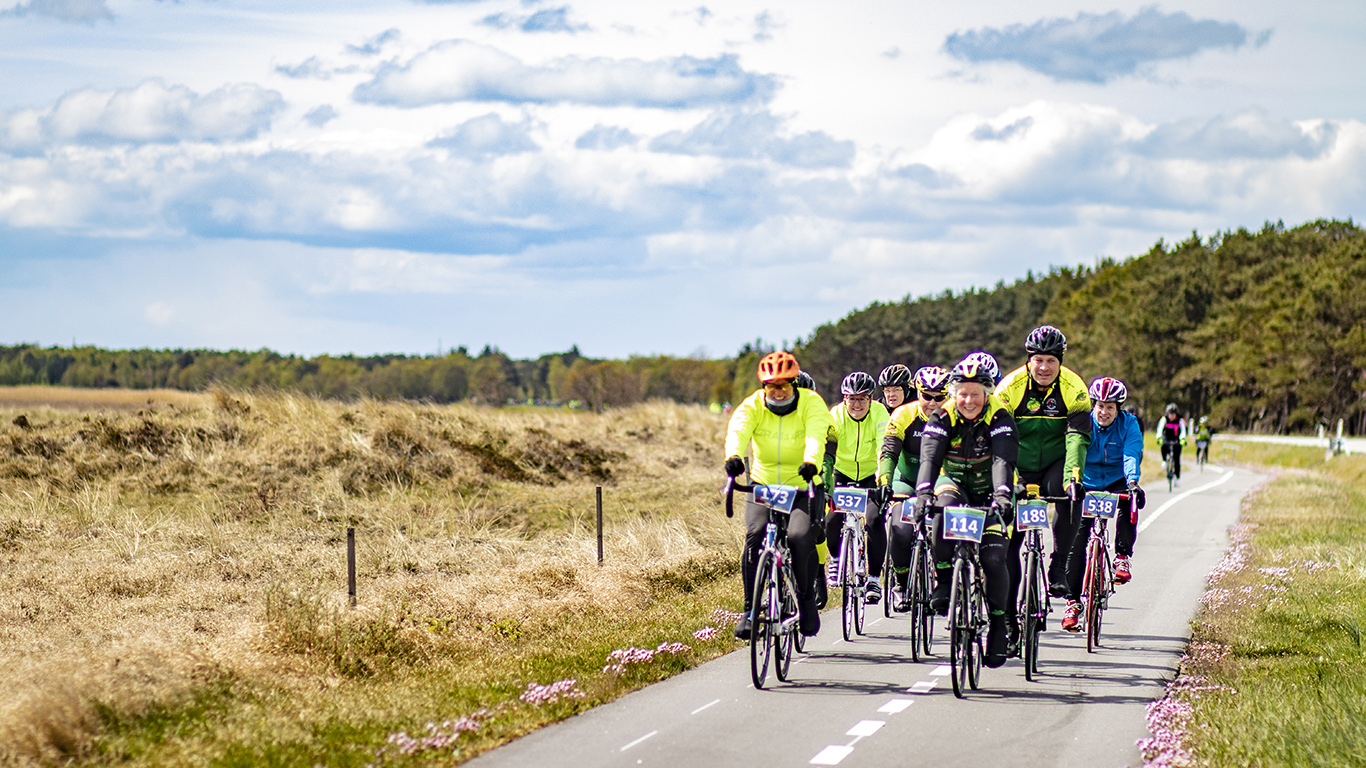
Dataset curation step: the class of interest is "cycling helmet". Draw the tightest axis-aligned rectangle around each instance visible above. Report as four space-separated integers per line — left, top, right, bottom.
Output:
1199 415 1209 424
840 371 876 397
913 365 950 395
1088 376 1128 404
948 358 995 388
757 351 800 383
1165 402 1179 413
795 371 816 390
1024 325 1067 358
962 352 1001 386
878 364 912 389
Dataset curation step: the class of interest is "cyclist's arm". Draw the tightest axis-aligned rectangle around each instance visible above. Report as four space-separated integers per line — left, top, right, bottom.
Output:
878 434 902 487
988 408 1019 497
1122 415 1144 484
915 415 950 497
823 437 837 493
1061 373 1092 479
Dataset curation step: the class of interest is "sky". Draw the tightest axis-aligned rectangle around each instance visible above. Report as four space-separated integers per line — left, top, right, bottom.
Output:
2 1 1364 359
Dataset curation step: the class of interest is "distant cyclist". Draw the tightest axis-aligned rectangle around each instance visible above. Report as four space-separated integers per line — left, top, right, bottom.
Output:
1195 416 1214 464
993 325 1091 641
823 371 891 603
724 352 836 639
915 358 1019 668
1158 403 1186 487
881 365 949 610
1062 377 1145 631
878 364 913 412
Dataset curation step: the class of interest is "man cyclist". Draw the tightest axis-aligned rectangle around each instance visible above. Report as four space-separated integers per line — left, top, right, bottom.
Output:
914 358 1019 668
878 364 913 412
724 351 836 640
1062 377 1145 631
1158 403 1186 487
880 365 949 610
993 326 1091 637
823 371 891 603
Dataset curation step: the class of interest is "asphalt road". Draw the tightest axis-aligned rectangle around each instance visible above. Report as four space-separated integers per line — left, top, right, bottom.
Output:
469 465 1262 768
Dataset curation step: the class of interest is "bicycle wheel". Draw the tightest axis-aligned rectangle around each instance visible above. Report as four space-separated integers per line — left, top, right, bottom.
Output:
949 558 970 698
749 552 775 689
882 515 895 619
853 536 866 636
908 540 926 661
967 573 983 691
775 563 796 682
1023 548 1043 680
1085 539 1104 653
919 544 935 656
840 541 855 642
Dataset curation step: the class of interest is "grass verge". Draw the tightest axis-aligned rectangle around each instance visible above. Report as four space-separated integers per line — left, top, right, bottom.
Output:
1139 449 1366 767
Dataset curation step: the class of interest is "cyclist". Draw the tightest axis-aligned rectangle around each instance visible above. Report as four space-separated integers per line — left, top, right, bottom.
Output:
795 369 833 608
1158 403 1186 487
994 326 1091 605
724 351 836 640
823 371 891 603
1195 416 1214 464
1062 377 1146 631
914 358 1019 668
881 365 949 610
795 370 817 392
962 351 1002 387
878 364 913 412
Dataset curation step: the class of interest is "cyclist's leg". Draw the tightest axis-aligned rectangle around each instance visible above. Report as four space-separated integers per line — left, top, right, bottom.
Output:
1039 459 1074 591
1005 527 1024 646
1111 478 1137 558
1065 516 1093 601
1172 443 1183 479
979 528 1011 667
787 493 821 636
825 510 845 575
864 479 887 579
929 479 962 612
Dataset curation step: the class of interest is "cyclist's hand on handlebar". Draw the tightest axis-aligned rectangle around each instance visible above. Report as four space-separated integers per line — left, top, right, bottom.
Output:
724 456 745 477
1129 482 1146 510
913 493 932 522
1065 481 1083 503
798 462 819 482
872 484 892 507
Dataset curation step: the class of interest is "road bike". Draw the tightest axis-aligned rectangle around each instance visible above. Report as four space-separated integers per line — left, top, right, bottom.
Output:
940 504 990 698
831 487 870 641
1014 484 1056 681
1195 438 1210 471
1161 440 1181 491
1077 490 1131 653
725 477 814 688
881 503 896 620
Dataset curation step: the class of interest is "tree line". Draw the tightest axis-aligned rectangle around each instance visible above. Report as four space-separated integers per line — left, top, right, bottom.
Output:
5 218 1363 432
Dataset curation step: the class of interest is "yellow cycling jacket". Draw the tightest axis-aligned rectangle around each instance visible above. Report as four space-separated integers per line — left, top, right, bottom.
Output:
993 364 1091 479
725 388 836 487
825 401 889 484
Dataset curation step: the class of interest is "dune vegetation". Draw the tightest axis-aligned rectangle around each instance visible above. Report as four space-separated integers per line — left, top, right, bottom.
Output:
0 388 745 767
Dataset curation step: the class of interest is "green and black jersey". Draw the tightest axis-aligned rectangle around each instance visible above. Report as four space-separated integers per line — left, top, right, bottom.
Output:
993 365 1091 480
916 396 1018 501
879 401 931 494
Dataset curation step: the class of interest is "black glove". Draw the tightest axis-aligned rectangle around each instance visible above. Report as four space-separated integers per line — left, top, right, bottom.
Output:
798 462 819 482
990 494 1013 525
872 484 892 507
1065 481 1083 503
724 456 745 477
913 493 932 522
1129 482 1146 510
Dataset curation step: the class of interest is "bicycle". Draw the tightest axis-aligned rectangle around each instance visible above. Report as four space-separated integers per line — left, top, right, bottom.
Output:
899 498 935 662
882 500 897 620
1161 440 1181 491
725 477 814 688
940 503 990 698
1077 490 1130 653
1195 438 1209 471
1014 484 1056 681
831 487 870 641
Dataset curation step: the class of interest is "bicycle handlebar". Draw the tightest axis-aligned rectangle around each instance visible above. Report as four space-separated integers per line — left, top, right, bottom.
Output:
723 476 816 518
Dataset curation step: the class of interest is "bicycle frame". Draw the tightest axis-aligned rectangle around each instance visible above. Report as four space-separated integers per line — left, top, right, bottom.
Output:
1079 491 1130 653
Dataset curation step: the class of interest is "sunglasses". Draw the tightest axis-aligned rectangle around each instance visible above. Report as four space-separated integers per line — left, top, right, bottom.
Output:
920 393 947 402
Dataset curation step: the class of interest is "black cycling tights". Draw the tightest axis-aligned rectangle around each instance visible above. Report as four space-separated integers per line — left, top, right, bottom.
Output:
825 472 886 577
930 488 1010 616
1016 459 1077 588
742 494 817 608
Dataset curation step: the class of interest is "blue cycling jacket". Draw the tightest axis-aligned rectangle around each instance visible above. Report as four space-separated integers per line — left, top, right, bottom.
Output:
1082 410 1143 489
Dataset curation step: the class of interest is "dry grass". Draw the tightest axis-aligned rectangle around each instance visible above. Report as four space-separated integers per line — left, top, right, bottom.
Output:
0 391 741 766
0 386 208 412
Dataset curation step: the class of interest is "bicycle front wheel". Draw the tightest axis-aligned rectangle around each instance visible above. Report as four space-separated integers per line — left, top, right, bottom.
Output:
882 512 895 618
949 558 971 698
908 539 927 661
750 552 776 688
1085 539 1104 653
1023 547 1044 680
853 537 866 636
775 562 796 681
967 573 983 691
840 542 855 642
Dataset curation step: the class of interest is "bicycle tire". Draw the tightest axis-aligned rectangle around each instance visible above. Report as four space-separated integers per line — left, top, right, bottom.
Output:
1085 538 1103 653
1023 547 1042 680
840 541 855 642
882 515 894 619
908 538 927 661
967 571 983 691
775 562 796 682
919 543 935 656
749 552 775 689
853 534 866 636
950 557 970 698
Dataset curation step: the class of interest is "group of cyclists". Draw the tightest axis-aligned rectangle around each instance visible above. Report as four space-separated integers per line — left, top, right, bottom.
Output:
723 325 1153 672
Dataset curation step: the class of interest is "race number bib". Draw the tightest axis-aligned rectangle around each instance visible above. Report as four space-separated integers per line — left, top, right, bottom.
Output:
1081 492 1120 519
753 484 797 513
942 506 986 543
832 488 869 514
1016 500 1049 531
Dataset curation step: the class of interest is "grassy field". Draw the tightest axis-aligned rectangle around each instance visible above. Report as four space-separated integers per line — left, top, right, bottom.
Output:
1140 441 1366 767
0 387 747 767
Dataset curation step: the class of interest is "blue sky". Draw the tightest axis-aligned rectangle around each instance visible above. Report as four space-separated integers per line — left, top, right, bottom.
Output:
1 1 1364 359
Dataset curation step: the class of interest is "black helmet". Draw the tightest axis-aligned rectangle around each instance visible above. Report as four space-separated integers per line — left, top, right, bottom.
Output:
1024 325 1067 358
795 371 816 391
949 358 995 388
840 371 876 397
878 364 912 389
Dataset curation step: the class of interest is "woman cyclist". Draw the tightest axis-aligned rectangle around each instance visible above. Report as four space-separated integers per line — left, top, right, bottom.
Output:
823 371 891 603
878 364 913 412
914 358 1019 668
724 351 836 640
880 365 949 610
1158 403 1187 486
1062 377 1145 630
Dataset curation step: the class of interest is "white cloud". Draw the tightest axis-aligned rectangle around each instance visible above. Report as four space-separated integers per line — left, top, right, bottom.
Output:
428 113 539 156
352 40 776 108
1 0 111 24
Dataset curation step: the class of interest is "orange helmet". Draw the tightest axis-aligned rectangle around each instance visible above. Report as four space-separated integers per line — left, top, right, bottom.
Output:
757 351 800 383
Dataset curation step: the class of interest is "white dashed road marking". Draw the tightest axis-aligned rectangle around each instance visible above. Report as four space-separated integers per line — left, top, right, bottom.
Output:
690 699 720 715
878 699 914 714
620 731 657 752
